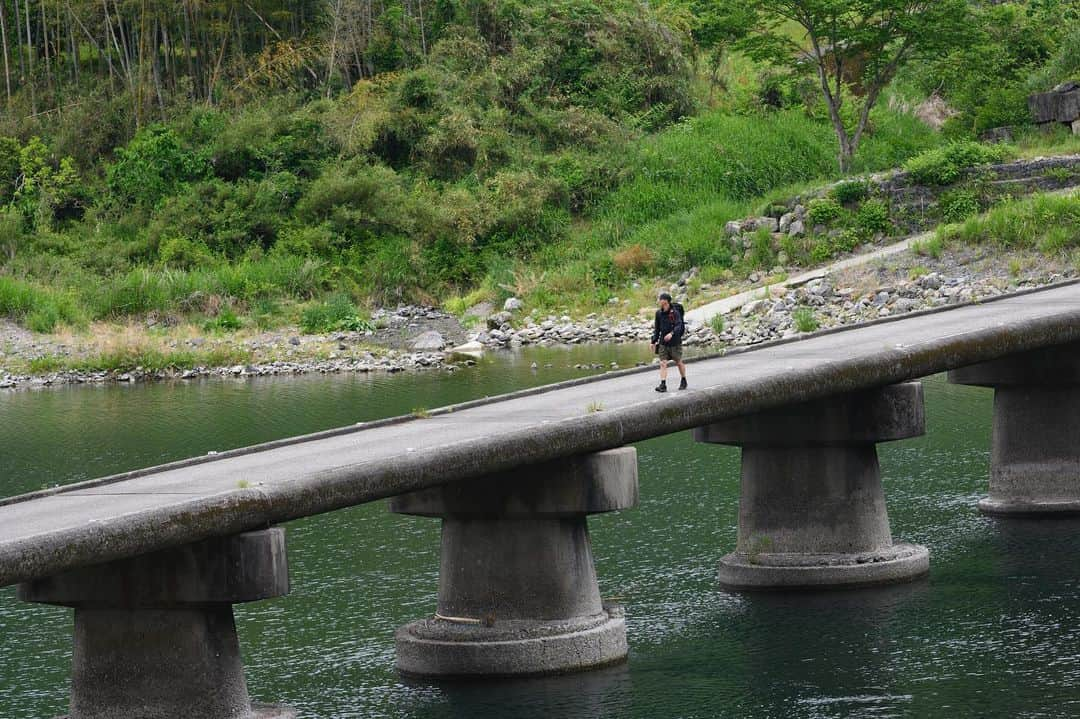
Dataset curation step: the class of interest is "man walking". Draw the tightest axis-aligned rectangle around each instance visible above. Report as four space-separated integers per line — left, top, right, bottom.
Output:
651 293 687 392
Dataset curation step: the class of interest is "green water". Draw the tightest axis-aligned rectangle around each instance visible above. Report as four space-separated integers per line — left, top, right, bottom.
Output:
2 344 1080 718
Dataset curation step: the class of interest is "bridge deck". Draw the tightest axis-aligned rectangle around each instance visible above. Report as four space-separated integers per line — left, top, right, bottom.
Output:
2 282 1079 587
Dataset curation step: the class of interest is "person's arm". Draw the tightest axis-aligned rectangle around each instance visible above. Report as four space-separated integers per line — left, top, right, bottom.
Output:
651 311 660 345
673 308 685 341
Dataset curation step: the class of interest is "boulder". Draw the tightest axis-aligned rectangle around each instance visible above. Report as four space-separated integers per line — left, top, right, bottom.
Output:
464 302 494 319
503 297 524 312
487 311 514 329
410 331 446 352
779 212 797 233
742 216 779 233
788 219 806 237
724 220 742 236
448 341 484 359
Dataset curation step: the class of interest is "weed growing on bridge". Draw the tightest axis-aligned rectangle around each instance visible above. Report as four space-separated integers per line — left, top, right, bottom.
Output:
793 308 819 333
411 407 431 419
237 480 251 489
586 401 605 413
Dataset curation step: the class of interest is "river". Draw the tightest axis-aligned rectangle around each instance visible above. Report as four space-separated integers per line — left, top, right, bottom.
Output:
2 343 1079 718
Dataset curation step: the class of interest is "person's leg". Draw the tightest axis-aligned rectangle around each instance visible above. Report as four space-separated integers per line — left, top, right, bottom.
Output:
677 360 686 378
659 359 669 381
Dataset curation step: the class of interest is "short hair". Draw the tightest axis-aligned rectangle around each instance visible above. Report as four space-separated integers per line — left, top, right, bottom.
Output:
658 292 672 302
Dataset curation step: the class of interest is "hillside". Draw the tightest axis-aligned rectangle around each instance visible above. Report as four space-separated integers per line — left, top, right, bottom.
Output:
0 0 1077 353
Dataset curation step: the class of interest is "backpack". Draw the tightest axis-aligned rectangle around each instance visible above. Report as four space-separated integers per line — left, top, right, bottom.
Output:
672 302 689 332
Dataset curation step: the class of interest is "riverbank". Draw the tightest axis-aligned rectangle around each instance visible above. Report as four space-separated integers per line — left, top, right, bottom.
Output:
4 188 1077 390
2 244 1074 390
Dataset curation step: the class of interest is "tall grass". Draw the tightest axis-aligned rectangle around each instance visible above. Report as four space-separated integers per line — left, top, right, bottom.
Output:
0 276 83 332
30 345 252 374
939 193 1080 253
86 255 327 319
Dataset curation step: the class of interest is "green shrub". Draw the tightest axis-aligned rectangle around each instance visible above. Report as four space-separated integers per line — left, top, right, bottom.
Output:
831 180 869 204
809 240 833 263
832 229 862 254
854 199 891 237
158 236 215 269
903 141 1010 186
806 198 843 227
300 293 373 334
204 307 242 332
939 189 981 223
709 313 725 335
107 125 209 207
793 307 819 332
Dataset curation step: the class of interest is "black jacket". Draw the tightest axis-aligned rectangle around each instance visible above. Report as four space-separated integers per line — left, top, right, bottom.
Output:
652 305 684 346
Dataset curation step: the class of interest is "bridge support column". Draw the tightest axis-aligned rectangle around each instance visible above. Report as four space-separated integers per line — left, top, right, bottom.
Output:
18 529 294 719
694 382 929 590
389 447 638 677
949 342 1080 515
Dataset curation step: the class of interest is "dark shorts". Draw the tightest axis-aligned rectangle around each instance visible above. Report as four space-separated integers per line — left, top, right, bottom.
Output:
658 344 683 362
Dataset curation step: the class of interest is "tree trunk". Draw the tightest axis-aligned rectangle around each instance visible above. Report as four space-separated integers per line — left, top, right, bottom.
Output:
23 0 35 114
0 2 12 105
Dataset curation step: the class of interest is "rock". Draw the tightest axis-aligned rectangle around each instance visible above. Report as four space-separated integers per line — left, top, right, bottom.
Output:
813 224 827 235
487 311 514 329
741 299 769 317
776 251 790 265
788 219 806 236
779 212 796 233
724 220 742 236
409 330 446 352
503 297 524 312
288 336 301 346
464 302 494 319
894 298 920 313
742 216 779 233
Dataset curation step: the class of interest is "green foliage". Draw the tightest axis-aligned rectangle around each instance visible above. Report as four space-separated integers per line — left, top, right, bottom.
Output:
912 236 945 260
107 126 210 208
792 307 819 333
831 180 869 205
938 193 1080 253
902 2 1077 136
806 198 843 227
709 313 725 335
730 0 970 168
0 276 82 332
903 142 1009 186
854 199 891 237
809 240 834 264
939 189 982 223
300 293 373 334
204 308 243 332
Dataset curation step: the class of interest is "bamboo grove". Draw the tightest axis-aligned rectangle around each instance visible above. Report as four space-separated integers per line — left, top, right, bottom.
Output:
0 1 474 121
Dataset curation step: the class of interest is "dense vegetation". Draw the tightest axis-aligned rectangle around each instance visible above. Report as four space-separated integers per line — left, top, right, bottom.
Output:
0 0 1076 334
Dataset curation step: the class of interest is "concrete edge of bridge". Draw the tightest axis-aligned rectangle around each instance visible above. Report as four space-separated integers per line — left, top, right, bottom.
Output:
4 277 1079 511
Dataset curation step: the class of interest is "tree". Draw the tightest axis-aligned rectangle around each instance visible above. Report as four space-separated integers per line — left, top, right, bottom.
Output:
733 0 970 171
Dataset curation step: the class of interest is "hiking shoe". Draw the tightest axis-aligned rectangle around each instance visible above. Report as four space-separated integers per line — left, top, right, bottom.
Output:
655 382 667 393
679 378 688 390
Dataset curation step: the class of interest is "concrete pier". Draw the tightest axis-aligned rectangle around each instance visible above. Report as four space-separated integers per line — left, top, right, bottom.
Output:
949 341 1080 515
695 382 930 589
18 529 294 719
389 447 638 677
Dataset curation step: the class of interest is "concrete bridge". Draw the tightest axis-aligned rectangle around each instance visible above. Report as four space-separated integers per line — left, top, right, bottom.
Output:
3 281 1080 718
